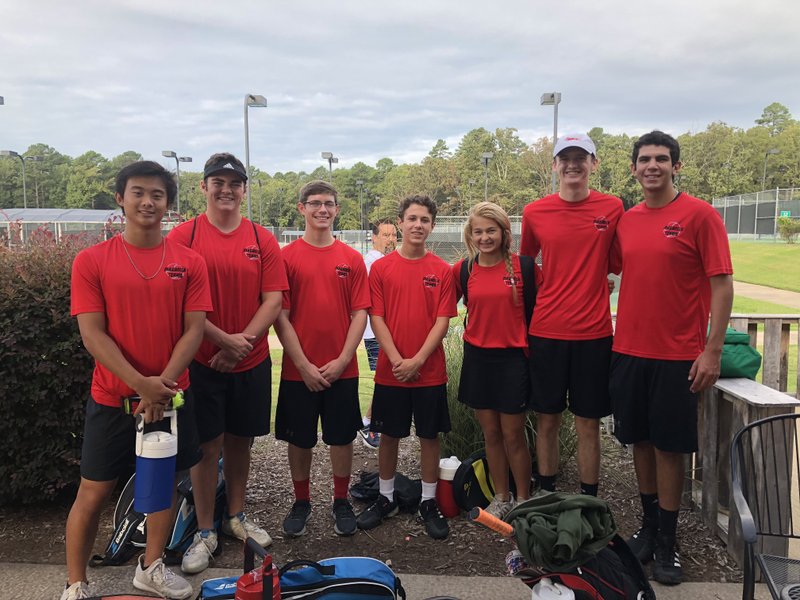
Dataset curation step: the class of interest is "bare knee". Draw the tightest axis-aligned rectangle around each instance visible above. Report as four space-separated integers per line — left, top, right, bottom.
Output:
536 413 561 436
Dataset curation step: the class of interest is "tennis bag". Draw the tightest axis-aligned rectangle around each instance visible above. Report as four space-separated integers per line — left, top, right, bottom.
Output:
523 535 655 600
451 449 516 511
279 556 406 599
91 459 226 567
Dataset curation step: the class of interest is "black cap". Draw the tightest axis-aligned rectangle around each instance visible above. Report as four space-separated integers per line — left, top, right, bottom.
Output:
203 158 247 182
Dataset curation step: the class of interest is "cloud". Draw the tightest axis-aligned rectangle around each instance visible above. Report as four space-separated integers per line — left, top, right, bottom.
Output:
0 0 798 173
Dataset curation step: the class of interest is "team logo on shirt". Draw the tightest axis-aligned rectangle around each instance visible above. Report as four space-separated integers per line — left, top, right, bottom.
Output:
335 263 351 278
423 274 441 288
503 275 518 287
243 245 260 261
593 216 610 231
663 221 684 238
164 263 187 280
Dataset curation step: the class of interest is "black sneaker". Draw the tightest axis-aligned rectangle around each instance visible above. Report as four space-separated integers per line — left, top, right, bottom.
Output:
627 526 657 564
332 499 357 536
418 498 449 540
357 495 398 530
653 534 683 585
283 500 312 537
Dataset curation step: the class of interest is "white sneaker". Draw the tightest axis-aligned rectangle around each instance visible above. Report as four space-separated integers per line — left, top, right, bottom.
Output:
181 530 218 574
485 496 516 520
222 513 273 547
60 581 89 600
133 556 193 600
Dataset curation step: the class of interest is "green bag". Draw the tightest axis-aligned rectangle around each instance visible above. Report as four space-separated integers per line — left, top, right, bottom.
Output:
720 326 762 379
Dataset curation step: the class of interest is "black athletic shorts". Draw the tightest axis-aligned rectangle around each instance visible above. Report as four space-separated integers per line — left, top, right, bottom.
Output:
189 357 272 442
371 383 451 439
274 378 362 449
458 342 530 414
609 352 698 453
80 391 202 482
529 335 612 419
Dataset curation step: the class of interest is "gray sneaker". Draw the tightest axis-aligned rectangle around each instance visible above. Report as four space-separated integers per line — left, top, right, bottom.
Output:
181 530 218 574
222 512 273 547
485 496 516 520
133 556 193 600
60 581 89 600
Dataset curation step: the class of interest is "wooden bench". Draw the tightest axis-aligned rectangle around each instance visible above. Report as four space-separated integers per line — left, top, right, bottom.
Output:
697 377 800 563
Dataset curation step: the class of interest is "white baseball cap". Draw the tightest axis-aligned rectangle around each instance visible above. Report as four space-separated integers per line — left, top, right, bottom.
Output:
553 133 596 158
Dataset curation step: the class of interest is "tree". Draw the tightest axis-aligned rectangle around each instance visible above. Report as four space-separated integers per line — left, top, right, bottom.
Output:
65 151 113 209
755 102 795 137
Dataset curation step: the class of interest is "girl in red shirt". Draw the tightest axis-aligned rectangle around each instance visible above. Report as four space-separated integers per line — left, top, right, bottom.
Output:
452 202 532 518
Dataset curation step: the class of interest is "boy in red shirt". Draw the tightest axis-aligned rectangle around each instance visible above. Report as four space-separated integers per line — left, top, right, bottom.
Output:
169 153 287 574
274 180 370 537
64 161 211 600
356 195 457 540
611 131 733 585
520 133 623 497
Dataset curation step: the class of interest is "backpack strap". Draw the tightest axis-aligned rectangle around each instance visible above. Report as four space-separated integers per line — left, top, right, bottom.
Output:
519 255 537 326
460 258 473 307
188 217 198 248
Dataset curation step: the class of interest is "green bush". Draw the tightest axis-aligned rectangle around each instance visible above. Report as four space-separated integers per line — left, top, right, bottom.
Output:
441 326 577 467
0 230 97 505
777 216 800 244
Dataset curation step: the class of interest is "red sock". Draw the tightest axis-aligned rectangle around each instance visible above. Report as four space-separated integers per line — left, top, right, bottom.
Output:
333 475 350 500
293 478 310 502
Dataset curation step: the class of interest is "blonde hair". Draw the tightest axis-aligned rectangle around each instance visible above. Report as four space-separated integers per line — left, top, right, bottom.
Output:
462 202 519 305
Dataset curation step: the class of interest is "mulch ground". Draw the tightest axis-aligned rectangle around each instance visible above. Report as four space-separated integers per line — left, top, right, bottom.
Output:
0 431 743 583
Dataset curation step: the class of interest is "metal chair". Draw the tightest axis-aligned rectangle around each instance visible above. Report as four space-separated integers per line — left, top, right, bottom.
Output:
731 413 800 600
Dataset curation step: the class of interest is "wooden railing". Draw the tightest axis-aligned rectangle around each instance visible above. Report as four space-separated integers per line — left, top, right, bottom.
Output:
693 314 800 565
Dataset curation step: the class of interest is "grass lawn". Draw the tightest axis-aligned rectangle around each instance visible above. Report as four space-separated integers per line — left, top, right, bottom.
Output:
731 296 800 315
730 241 800 292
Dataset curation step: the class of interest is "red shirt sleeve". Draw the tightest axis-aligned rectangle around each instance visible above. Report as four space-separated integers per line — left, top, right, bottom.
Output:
452 259 464 301
437 265 458 318
369 262 385 318
70 248 105 315
520 204 539 258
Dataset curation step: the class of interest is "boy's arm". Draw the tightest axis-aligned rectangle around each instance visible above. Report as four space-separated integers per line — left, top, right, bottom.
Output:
689 274 734 393
370 315 402 366
273 309 330 391
77 312 190 423
209 290 283 372
391 316 450 383
319 309 368 384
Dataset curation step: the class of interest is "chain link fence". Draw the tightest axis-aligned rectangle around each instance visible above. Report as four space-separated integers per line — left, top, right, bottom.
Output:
712 188 800 239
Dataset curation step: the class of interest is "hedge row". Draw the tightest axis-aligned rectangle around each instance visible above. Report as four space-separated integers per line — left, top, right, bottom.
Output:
0 231 96 505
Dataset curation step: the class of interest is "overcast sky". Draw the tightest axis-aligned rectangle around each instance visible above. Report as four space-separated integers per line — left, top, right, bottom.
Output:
2 0 798 175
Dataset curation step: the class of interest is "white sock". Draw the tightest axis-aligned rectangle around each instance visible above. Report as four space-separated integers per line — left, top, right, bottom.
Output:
362 416 371 427
421 480 437 502
379 477 395 502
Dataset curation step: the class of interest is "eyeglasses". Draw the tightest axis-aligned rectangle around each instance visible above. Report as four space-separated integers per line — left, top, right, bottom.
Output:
304 200 337 209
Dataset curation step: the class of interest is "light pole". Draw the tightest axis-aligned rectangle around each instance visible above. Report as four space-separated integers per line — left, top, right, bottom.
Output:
356 179 365 252
244 94 267 220
162 151 192 216
321 152 338 181
481 152 493 201
541 92 562 193
0 151 41 209
762 148 779 190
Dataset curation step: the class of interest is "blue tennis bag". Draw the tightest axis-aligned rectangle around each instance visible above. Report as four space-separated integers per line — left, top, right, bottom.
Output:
279 556 406 599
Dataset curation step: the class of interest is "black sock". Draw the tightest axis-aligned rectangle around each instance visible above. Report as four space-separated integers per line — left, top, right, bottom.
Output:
580 482 598 497
538 474 556 492
641 493 659 529
658 507 679 540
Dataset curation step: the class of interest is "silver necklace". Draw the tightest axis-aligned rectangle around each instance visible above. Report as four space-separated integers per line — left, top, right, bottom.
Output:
121 235 166 280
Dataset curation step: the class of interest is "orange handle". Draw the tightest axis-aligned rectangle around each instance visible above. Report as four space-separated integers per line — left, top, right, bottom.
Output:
468 506 514 536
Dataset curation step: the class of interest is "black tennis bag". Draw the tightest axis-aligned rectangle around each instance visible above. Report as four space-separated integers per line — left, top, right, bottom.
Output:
522 535 656 600
451 449 517 511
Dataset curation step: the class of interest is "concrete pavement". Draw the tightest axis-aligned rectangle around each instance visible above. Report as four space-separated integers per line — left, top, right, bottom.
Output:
734 280 800 311
0 561 773 599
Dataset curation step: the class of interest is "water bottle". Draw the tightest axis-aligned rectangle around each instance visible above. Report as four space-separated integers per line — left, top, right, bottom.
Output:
436 455 461 518
134 410 177 513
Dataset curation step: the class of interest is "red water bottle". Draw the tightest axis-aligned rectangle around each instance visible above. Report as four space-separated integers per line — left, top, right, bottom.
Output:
436 456 461 518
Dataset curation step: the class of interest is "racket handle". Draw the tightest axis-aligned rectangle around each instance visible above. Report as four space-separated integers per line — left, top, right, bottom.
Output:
468 506 514 536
